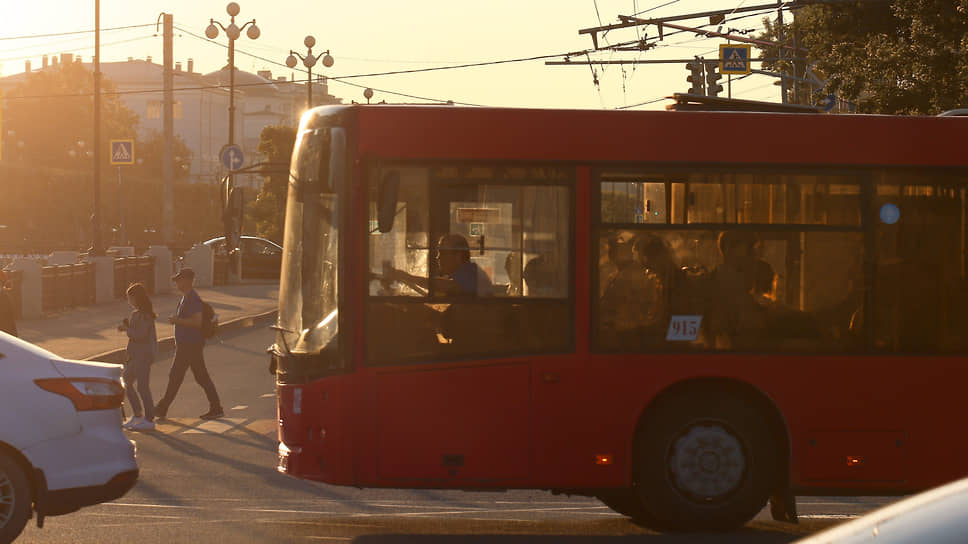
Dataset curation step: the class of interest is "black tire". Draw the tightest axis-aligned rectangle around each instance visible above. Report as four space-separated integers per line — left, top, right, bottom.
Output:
597 489 646 518
632 393 778 531
0 454 32 544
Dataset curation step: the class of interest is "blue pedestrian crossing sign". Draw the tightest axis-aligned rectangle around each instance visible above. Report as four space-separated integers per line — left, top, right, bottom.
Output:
220 144 245 171
110 139 135 165
719 44 752 75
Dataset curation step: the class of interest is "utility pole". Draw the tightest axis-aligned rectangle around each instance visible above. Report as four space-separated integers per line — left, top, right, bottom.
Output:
793 30 802 104
162 13 174 247
777 0 788 104
92 0 103 256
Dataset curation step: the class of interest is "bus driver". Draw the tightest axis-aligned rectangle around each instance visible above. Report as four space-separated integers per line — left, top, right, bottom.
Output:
387 233 493 297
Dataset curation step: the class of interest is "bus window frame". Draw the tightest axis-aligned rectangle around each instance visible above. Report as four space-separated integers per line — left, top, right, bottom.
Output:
361 160 578 367
590 163 874 355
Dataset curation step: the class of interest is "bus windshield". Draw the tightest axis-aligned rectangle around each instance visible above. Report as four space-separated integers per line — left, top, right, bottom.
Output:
276 125 344 354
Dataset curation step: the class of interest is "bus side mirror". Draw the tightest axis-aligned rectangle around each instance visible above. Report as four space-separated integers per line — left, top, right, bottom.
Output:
377 171 400 233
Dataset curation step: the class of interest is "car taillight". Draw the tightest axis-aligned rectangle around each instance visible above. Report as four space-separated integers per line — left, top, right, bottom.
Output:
34 378 125 411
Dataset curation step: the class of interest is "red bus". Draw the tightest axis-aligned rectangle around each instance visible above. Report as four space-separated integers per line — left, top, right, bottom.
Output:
271 105 968 530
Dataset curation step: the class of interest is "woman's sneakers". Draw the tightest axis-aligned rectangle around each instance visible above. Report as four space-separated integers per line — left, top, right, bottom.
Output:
122 416 156 431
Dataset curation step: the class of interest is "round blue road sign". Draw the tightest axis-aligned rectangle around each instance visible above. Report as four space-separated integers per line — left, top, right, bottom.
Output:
880 203 900 225
219 144 245 170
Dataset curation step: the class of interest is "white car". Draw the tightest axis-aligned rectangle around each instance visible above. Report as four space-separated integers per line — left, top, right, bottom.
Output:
202 235 283 279
0 332 138 542
795 476 968 544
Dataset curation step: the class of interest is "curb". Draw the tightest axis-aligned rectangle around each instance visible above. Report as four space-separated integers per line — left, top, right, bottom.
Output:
85 310 278 364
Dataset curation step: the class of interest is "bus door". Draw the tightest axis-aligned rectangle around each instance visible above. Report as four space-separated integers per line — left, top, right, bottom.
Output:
363 164 572 485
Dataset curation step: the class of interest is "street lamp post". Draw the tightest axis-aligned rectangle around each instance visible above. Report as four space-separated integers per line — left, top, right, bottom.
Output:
206 2 259 284
205 2 260 148
286 36 333 111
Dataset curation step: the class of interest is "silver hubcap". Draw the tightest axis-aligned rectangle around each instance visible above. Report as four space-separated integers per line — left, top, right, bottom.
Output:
0 470 14 527
669 424 746 501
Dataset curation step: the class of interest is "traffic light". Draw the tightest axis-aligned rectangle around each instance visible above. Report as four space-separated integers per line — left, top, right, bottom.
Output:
705 63 724 97
686 60 705 95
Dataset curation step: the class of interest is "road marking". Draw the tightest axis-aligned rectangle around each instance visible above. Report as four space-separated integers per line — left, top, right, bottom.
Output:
108 503 198 509
261 393 275 398
240 508 345 515
231 405 248 410
349 506 608 518
184 418 247 434
253 520 382 528
305 538 352 541
245 418 278 435
85 512 182 519
152 418 276 436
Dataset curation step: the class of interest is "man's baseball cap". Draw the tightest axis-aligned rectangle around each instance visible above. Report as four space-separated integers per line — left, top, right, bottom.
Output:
171 267 195 281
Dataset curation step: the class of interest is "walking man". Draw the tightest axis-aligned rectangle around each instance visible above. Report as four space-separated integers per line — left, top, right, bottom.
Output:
154 268 224 420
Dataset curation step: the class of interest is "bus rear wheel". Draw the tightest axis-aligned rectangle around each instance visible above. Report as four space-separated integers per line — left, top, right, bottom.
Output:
596 489 649 519
631 393 777 531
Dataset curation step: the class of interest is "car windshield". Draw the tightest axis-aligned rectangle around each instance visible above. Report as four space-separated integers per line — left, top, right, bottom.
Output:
276 125 345 354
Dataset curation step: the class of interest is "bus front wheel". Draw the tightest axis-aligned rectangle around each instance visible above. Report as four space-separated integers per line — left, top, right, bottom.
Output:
632 393 777 531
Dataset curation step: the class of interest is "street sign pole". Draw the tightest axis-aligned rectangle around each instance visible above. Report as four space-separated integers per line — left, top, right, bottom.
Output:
118 166 125 246
219 144 245 284
110 140 135 248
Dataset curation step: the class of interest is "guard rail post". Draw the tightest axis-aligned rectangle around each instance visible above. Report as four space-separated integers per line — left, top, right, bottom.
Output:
9 259 41 318
41 266 56 313
4 269 24 319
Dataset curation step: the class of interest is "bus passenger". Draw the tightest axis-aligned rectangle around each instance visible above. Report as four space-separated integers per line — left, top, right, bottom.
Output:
753 258 823 346
600 232 661 349
504 251 522 296
707 231 766 349
633 235 689 320
387 233 493 296
523 255 556 297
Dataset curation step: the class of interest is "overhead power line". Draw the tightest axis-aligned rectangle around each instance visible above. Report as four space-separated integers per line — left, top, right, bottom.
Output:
0 23 156 42
174 24 584 81
0 72 486 107
0 35 157 63
172 23 594 105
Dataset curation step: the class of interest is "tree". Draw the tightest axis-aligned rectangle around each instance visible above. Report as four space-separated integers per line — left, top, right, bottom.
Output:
0 63 222 252
134 130 194 182
248 125 296 241
756 0 968 114
0 62 140 251
4 61 139 167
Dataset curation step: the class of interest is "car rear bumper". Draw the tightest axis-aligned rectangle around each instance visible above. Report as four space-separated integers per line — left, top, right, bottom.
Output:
41 469 140 516
22 410 139 504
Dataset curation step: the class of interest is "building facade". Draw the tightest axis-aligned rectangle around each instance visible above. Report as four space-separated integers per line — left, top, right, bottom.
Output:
0 54 341 189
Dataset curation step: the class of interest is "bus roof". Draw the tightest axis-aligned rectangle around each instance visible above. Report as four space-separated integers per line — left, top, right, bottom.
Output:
309 105 967 169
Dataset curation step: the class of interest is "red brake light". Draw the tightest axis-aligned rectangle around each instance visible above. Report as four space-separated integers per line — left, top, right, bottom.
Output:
34 378 125 411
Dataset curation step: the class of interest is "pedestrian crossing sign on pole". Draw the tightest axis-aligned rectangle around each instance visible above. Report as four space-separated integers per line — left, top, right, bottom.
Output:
110 139 135 165
719 44 752 75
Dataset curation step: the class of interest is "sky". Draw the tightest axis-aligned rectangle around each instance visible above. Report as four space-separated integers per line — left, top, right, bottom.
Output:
0 1 786 111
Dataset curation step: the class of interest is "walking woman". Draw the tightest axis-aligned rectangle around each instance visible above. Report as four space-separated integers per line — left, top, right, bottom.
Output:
119 282 158 431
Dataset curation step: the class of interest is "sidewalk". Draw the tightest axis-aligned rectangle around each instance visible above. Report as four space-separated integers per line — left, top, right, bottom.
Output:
17 281 279 362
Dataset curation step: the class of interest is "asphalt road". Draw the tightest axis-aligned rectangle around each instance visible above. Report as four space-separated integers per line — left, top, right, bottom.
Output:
17 325 895 544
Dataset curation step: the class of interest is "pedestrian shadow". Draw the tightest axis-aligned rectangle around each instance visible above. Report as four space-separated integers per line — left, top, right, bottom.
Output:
144 417 277 448
135 428 283 479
